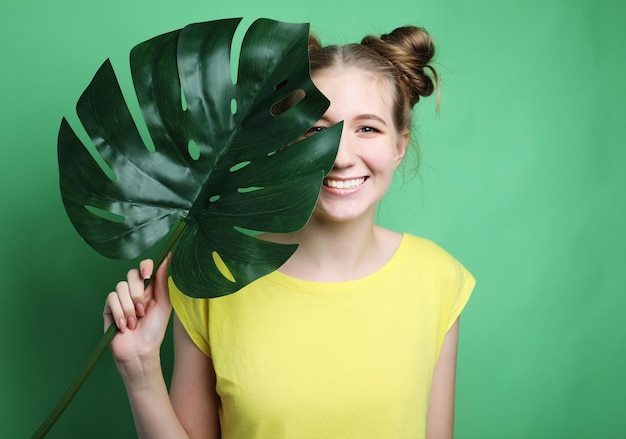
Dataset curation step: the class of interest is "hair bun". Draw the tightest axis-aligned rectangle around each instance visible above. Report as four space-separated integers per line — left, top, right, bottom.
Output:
362 26 438 106
308 33 322 54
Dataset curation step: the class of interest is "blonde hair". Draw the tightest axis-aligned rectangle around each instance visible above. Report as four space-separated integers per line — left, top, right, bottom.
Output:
308 26 439 133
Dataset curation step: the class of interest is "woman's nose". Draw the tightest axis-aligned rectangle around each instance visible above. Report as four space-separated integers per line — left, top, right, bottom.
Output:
333 132 356 169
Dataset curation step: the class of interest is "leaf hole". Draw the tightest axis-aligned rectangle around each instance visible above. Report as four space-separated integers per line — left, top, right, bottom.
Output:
274 79 288 90
237 186 263 193
230 18 253 85
85 205 125 223
270 89 305 116
230 161 251 172
94 155 118 182
231 98 237 115
181 86 188 111
188 140 200 160
212 251 236 283
234 226 261 237
208 195 221 203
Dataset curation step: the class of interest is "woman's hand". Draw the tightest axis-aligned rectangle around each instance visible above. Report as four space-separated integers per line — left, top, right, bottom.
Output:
103 254 202 438
103 253 173 372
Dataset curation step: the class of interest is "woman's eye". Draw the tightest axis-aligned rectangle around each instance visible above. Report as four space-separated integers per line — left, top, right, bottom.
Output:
358 126 379 133
307 126 326 135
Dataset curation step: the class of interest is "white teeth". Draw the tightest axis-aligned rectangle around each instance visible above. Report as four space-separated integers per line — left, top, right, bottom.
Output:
324 177 366 189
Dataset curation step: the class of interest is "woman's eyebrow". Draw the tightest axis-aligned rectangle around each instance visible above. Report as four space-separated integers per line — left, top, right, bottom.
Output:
318 113 387 125
354 114 387 125
318 115 333 124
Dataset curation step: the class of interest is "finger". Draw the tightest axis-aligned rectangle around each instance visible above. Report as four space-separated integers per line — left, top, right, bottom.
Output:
152 253 173 306
104 291 127 333
126 268 146 317
116 280 138 330
139 259 154 282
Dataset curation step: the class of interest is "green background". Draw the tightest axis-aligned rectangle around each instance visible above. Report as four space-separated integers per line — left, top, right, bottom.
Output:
1 0 623 437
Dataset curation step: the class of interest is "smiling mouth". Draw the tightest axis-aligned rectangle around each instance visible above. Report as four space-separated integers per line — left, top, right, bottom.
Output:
323 177 367 189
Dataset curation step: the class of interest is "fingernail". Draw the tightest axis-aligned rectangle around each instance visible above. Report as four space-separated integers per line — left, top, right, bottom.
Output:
136 302 145 317
127 316 137 330
118 318 126 332
141 268 151 280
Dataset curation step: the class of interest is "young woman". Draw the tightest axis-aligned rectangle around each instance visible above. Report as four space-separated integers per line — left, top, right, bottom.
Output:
104 25 475 439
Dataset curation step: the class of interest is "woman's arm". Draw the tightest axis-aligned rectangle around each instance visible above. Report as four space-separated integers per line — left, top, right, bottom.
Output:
104 256 219 438
170 314 221 438
425 318 460 439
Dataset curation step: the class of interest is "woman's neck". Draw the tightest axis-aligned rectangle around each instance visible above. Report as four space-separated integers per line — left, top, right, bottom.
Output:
268 214 403 282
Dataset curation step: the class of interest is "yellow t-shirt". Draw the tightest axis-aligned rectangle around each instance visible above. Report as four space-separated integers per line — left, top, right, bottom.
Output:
170 234 475 439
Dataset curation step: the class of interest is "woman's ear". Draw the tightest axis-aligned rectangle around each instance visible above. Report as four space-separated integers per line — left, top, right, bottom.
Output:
394 129 410 167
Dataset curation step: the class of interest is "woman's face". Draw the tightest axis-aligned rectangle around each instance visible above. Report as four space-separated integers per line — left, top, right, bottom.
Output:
308 67 409 224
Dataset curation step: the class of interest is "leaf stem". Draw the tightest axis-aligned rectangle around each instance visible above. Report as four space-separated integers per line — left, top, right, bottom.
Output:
31 324 118 439
32 220 188 438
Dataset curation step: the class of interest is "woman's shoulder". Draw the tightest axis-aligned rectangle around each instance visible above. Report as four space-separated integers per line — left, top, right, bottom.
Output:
397 232 466 268
397 233 475 296
401 233 444 251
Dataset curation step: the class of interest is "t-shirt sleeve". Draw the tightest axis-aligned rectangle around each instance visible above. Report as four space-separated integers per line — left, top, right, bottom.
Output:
168 277 212 358
446 260 476 332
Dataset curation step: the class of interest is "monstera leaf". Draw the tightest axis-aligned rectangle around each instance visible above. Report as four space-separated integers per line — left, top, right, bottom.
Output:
58 18 340 298
34 18 340 438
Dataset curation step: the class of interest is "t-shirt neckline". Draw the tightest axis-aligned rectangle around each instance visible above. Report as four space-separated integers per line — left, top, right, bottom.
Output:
266 233 410 294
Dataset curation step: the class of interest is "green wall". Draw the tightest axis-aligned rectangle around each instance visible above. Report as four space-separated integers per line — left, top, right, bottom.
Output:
1 0 623 437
